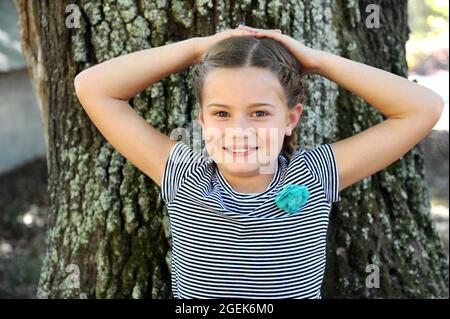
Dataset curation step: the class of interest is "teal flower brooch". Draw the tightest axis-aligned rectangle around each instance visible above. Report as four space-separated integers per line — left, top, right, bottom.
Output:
275 184 310 215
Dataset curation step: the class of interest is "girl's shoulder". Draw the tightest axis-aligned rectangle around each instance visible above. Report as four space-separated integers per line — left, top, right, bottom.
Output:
287 143 341 204
160 141 211 205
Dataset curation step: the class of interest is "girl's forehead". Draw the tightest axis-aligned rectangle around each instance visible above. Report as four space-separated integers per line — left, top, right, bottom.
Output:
203 67 286 107
204 67 277 85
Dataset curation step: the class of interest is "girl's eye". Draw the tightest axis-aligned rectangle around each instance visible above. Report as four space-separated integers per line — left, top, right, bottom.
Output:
213 111 229 118
252 111 269 117
212 111 269 118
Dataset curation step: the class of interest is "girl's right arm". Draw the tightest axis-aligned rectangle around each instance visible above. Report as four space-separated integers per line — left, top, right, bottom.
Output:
74 38 198 187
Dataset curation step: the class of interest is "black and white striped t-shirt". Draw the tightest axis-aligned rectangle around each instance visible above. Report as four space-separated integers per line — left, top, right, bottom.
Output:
160 141 341 299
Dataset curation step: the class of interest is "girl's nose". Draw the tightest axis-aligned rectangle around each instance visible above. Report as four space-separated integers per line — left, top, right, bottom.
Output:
222 115 258 141
225 126 257 142
232 115 252 129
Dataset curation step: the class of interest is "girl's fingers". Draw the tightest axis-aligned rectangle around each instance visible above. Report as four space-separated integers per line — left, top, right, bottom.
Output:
235 26 256 36
237 25 282 33
237 29 256 36
236 26 283 39
236 25 257 32
226 28 256 38
254 29 282 39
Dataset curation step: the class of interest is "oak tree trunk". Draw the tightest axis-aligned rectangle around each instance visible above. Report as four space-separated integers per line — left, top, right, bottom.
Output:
14 0 448 298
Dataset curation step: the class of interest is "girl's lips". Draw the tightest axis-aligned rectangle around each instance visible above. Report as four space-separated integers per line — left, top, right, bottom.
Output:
222 146 258 157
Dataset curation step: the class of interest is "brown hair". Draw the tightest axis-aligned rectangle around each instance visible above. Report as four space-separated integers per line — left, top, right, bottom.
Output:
192 35 306 161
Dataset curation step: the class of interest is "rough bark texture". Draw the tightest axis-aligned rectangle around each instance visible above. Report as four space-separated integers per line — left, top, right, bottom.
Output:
323 0 448 298
14 0 448 298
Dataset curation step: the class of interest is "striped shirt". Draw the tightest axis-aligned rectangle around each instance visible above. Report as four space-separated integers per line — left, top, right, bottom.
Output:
160 141 341 299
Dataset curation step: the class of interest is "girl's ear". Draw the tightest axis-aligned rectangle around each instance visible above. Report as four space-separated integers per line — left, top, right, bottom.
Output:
293 103 303 123
286 103 303 135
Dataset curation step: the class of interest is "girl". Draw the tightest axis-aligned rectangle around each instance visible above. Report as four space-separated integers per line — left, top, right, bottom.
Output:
74 25 443 299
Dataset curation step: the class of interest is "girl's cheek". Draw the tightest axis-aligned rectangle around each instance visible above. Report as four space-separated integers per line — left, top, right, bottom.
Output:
203 126 226 160
203 124 223 142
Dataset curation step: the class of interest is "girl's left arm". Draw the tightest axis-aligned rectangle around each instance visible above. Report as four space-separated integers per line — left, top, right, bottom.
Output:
316 51 444 191
238 25 445 192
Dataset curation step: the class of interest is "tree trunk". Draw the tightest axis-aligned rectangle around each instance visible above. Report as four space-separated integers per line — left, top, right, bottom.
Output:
14 0 448 298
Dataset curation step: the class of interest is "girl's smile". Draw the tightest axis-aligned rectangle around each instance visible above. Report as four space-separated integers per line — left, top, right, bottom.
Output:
223 145 258 157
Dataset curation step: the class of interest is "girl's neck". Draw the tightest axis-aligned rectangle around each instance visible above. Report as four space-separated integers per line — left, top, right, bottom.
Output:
218 162 278 194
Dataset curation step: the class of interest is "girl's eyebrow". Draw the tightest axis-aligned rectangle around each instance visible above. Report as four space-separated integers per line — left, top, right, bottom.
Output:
206 103 276 108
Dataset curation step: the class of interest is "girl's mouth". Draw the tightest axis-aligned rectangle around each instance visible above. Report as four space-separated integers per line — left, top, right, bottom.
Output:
222 146 259 157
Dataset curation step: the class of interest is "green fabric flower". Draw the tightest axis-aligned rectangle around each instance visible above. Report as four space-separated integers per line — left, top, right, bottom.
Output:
275 184 310 215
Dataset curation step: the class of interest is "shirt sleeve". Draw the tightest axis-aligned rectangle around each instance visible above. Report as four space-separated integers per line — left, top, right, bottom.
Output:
303 143 341 204
160 141 207 205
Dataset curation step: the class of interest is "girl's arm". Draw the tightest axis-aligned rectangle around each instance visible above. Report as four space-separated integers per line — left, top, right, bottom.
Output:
74 38 197 187
74 27 255 187
316 52 444 191
240 25 444 192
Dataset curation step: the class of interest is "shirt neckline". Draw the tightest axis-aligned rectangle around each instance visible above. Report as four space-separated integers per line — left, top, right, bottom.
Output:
216 157 282 199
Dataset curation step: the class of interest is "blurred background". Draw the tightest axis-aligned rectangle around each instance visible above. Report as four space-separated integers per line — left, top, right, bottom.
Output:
0 0 448 298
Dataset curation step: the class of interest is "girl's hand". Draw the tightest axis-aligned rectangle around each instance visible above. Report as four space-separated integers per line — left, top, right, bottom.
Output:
236 25 325 75
193 26 257 64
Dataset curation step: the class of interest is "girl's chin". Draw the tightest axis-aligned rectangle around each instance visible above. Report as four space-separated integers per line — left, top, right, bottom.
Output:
219 164 262 176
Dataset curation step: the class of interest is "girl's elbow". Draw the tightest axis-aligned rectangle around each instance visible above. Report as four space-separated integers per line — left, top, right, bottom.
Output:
74 72 97 111
430 94 445 124
416 93 445 124
74 71 89 98
74 70 98 108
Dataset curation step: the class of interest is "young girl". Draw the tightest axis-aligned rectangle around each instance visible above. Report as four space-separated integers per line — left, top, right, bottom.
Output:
74 25 443 299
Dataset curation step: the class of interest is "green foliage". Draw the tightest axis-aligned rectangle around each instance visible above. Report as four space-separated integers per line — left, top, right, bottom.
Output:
409 0 449 39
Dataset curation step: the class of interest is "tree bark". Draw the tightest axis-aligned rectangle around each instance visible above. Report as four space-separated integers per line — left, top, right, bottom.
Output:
14 0 448 298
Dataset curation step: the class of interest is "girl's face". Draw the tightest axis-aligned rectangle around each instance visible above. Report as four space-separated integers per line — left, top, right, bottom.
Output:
199 67 303 176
